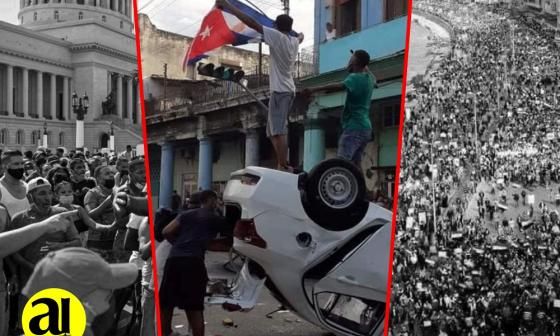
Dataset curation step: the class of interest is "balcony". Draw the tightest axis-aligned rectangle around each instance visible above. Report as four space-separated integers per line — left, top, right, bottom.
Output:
146 47 318 120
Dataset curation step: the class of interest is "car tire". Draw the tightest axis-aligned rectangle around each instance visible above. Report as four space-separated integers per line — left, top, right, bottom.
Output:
302 158 369 231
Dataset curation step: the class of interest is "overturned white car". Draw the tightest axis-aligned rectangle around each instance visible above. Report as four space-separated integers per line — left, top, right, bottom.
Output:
207 159 393 336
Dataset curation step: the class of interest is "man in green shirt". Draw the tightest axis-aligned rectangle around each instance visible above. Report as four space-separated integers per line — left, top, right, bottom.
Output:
305 49 375 168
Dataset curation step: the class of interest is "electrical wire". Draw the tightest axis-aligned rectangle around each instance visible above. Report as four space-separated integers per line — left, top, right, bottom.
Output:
138 0 156 12
144 0 175 16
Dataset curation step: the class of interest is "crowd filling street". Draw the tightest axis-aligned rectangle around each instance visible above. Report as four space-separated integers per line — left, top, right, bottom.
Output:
391 1 560 335
0 145 153 336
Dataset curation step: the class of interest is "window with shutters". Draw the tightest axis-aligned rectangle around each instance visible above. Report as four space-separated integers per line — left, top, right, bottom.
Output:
333 0 360 37
384 0 407 21
0 129 7 145
16 130 24 145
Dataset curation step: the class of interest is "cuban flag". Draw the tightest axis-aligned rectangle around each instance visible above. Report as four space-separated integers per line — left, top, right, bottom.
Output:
182 0 294 70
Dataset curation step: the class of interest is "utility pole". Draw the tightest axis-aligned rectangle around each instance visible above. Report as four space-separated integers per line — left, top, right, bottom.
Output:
163 63 168 113
282 0 289 15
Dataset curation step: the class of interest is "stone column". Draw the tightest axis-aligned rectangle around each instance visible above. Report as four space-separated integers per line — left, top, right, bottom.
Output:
556 0 560 44
22 68 28 118
136 84 141 124
37 71 43 118
126 76 133 124
198 137 213 191
244 128 260 167
6 65 13 116
159 141 175 209
63 77 69 121
50 73 56 119
116 74 123 119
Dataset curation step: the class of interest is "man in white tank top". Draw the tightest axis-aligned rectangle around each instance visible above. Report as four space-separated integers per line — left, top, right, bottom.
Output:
0 150 30 219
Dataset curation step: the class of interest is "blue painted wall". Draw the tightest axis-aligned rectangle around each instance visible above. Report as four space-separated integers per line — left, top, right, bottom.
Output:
313 0 407 74
318 16 406 74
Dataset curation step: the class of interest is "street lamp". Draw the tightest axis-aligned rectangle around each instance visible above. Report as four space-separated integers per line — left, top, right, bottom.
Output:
109 121 115 153
42 122 48 149
72 92 89 149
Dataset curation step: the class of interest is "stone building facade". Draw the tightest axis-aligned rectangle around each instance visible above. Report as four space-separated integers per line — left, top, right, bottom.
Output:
0 0 142 153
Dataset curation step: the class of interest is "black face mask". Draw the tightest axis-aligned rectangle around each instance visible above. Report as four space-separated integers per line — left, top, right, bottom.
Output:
7 168 24 180
120 170 129 176
103 179 115 189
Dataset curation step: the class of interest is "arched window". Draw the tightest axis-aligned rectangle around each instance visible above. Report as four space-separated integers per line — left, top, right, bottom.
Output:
33 12 37 21
78 11 83 20
16 130 24 145
54 10 59 20
77 0 85 4
0 129 7 145
59 132 65 146
101 15 106 22
120 20 123 29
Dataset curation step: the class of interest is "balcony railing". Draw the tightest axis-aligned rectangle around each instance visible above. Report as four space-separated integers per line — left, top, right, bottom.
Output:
147 45 319 118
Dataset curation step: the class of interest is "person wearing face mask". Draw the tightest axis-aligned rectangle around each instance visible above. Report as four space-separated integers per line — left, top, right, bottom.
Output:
8 177 81 331
9 178 81 285
84 166 118 262
22 247 139 336
0 150 31 219
54 181 118 237
303 50 376 169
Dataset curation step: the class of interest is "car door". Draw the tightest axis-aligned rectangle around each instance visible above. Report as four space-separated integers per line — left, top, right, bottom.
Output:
311 223 390 336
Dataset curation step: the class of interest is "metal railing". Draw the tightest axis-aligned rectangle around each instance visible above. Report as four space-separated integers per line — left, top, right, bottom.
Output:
146 45 319 118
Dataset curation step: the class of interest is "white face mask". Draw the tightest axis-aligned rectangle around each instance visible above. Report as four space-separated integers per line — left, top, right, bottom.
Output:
134 182 145 190
59 195 74 205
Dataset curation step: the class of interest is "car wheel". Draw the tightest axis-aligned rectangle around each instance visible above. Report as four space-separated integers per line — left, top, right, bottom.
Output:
303 158 369 231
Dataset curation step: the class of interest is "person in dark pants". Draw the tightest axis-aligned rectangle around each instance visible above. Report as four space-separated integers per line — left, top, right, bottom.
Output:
159 190 226 336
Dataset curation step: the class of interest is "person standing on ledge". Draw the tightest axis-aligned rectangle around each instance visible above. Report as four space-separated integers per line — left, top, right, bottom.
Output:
305 50 376 169
216 0 304 172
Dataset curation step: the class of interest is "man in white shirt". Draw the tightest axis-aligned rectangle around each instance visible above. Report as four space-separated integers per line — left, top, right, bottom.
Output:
216 0 304 171
325 22 336 41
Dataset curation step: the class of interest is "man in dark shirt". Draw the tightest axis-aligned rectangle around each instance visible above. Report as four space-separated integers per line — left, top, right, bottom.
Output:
159 190 225 336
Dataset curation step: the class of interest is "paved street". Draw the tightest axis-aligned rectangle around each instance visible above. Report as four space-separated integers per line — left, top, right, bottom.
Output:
169 252 331 336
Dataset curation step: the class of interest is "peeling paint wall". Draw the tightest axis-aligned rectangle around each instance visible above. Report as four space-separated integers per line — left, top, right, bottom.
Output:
139 14 271 81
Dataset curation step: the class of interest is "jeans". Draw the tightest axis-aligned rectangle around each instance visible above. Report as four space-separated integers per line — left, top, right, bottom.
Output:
337 129 372 167
0 285 8 336
140 286 155 336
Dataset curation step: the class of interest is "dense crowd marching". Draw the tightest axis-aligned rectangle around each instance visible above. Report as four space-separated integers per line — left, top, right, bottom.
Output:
0 145 153 336
391 1 560 335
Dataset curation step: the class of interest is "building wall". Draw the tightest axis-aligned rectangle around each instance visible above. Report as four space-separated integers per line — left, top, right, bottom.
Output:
0 118 140 153
139 14 270 80
0 2 140 152
318 16 407 73
19 1 133 32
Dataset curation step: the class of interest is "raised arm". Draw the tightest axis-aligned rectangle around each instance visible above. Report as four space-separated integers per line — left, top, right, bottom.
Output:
162 218 180 242
216 0 263 34
0 211 76 259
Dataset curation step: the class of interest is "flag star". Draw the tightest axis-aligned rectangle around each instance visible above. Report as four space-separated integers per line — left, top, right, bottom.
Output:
200 25 213 40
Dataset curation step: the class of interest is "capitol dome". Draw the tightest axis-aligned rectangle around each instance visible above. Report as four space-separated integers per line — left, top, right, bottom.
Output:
18 0 133 34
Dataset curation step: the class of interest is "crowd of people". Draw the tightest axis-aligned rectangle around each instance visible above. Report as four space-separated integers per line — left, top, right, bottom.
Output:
0 144 153 336
391 1 560 335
